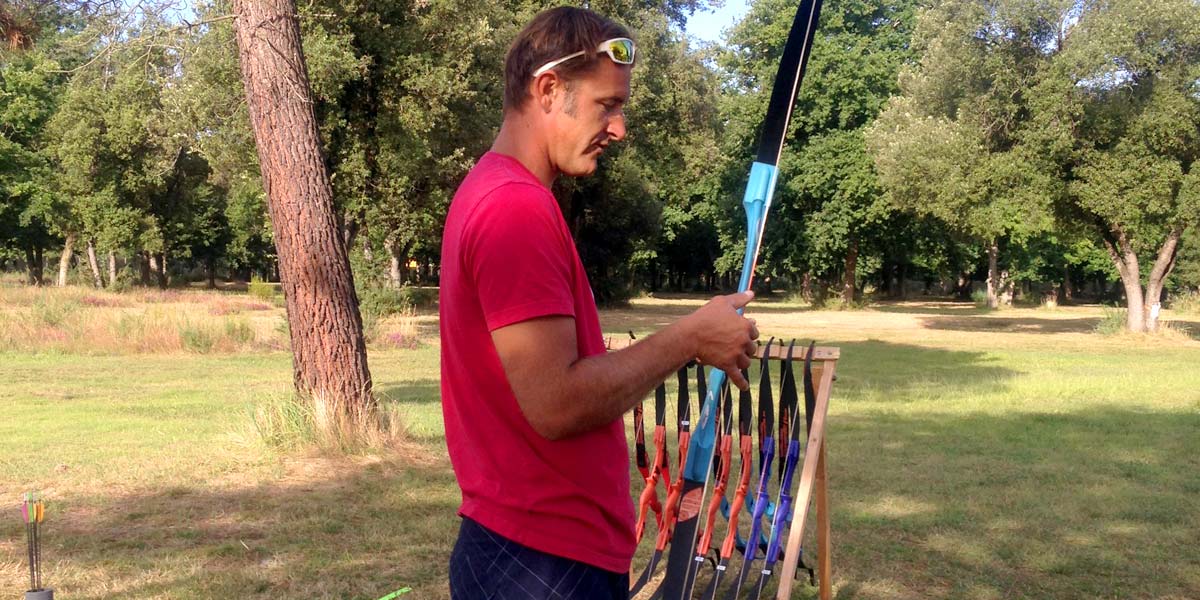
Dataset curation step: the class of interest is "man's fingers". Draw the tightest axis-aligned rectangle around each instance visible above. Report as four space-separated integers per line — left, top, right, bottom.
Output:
727 290 755 310
736 354 751 370
727 368 750 391
744 340 758 356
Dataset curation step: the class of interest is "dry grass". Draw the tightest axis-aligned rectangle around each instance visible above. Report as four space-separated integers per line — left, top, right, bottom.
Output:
0 285 428 355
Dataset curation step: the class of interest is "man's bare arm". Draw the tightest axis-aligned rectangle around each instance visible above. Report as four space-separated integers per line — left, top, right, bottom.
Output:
491 292 759 440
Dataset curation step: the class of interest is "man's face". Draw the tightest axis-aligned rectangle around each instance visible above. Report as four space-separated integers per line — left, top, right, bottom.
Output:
547 59 631 177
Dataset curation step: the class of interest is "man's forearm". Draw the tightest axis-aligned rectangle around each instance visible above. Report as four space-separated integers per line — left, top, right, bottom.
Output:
496 294 756 440
537 319 699 440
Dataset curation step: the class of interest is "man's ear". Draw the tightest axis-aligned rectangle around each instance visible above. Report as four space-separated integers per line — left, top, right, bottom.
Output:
532 72 559 114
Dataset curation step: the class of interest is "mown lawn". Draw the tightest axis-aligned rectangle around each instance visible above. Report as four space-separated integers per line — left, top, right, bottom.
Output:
2 292 1199 599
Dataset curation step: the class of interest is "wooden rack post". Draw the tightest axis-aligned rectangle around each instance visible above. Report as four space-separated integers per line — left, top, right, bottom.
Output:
606 335 837 600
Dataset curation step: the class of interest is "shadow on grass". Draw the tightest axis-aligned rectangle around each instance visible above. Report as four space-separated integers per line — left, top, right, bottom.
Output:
827 340 1017 401
866 301 990 316
376 378 440 405
919 315 1102 334
826 407 1200 600
29 452 460 600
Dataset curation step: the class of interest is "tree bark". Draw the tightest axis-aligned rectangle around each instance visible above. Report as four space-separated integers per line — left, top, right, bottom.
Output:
24 245 44 286
361 226 373 264
57 233 75 287
985 240 1000 309
85 239 104 288
1099 224 1146 332
955 272 972 300
107 251 117 287
233 0 374 420
1143 227 1182 332
206 256 217 289
139 251 151 286
149 252 167 289
387 238 402 288
841 238 858 304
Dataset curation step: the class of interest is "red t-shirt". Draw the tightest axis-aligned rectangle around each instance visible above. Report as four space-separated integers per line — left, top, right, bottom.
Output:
439 151 635 573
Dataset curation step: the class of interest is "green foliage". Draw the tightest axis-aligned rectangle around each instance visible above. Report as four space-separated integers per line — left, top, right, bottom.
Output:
356 285 431 342
247 277 276 302
970 289 989 309
358 286 413 319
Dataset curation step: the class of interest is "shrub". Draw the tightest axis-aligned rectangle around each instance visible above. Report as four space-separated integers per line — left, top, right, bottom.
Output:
1095 307 1126 335
224 320 256 345
359 286 411 318
33 295 78 327
180 323 216 353
248 277 277 302
970 289 989 308
397 286 437 309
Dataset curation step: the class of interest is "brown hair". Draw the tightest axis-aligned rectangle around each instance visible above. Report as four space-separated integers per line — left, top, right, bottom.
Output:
503 6 632 113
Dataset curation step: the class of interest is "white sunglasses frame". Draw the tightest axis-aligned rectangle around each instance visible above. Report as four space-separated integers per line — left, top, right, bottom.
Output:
531 37 636 78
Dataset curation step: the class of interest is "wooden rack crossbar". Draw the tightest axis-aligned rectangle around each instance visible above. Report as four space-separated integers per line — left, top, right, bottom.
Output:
607 333 838 600
604 335 840 362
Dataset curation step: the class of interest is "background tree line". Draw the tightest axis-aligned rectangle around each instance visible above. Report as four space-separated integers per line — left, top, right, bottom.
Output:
1 0 1198 333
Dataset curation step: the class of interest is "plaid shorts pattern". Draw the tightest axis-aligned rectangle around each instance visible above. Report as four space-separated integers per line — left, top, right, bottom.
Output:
449 517 630 600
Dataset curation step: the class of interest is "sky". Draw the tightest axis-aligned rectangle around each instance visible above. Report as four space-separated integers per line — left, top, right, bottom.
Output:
684 0 752 44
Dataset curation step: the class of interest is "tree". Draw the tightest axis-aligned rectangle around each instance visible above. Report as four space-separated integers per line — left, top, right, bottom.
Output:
0 46 63 285
714 0 918 303
232 0 374 427
1027 0 1200 331
867 0 1061 309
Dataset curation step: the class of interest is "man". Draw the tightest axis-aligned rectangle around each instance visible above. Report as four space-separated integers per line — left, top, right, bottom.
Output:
440 7 759 599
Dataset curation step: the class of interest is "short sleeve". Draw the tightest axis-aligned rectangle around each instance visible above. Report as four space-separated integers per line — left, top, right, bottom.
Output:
462 183 575 331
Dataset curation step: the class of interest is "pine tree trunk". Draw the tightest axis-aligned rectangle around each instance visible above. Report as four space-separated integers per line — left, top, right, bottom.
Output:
985 240 1000 309
1143 227 1182 333
57 233 75 287
841 238 858 304
86 240 104 288
233 0 374 420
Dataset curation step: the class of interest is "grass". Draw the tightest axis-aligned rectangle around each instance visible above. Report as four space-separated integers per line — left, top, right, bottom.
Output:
2 288 1199 599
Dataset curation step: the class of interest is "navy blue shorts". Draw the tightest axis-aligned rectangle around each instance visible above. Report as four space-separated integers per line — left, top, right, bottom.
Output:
449 516 630 600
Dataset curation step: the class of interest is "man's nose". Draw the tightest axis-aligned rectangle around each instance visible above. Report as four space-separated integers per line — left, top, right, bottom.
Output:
607 113 626 142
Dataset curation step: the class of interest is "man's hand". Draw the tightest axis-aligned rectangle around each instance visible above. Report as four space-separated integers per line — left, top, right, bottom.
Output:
682 291 760 390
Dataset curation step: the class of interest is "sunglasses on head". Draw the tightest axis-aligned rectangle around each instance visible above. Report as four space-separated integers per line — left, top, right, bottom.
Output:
532 37 636 78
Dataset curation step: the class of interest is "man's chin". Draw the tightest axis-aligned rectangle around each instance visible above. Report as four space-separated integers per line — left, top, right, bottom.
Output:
561 159 599 178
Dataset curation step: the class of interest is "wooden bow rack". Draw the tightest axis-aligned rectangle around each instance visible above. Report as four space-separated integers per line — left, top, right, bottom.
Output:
606 335 839 600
